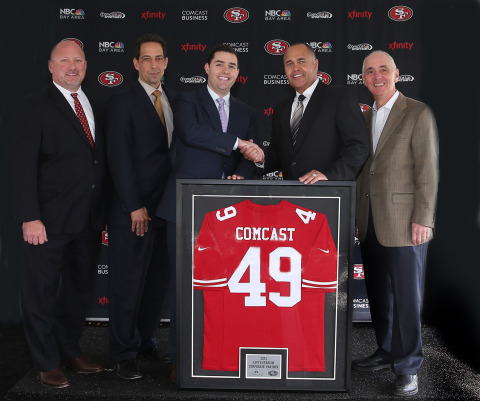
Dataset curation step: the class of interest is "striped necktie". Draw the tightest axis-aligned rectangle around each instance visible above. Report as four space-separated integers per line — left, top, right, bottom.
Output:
290 94 306 146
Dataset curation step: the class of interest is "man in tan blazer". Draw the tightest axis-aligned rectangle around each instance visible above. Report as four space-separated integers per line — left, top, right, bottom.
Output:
353 51 439 397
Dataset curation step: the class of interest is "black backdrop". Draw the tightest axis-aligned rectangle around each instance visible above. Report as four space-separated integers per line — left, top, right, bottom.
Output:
1 0 479 370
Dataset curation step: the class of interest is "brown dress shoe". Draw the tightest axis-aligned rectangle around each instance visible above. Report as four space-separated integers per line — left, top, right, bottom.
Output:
62 356 102 374
38 368 69 388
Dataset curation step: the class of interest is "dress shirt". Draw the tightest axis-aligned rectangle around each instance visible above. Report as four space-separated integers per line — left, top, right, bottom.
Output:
53 81 95 139
290 78 320 120
138 78 174 147
206 85 238 150
372 90 399 153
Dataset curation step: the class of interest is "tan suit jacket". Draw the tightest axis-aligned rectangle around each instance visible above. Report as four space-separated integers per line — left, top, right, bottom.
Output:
356 92 439 247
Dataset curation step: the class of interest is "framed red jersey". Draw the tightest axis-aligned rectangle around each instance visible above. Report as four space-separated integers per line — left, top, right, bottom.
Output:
177 180 355 391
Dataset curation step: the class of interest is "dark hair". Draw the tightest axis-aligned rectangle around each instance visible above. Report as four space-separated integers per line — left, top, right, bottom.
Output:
284 42 317 60
134 34 167 59
206 44 238 67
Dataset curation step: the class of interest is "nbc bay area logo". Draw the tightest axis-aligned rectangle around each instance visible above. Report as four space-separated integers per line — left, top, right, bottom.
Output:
98 71 123 87
264 39 289 55
307 41 332 53
347 73 363 85
60 9 85 19
388 6 413 21
224 7 249 23
99 42 125 53
100 11 125 19
265 10 291 21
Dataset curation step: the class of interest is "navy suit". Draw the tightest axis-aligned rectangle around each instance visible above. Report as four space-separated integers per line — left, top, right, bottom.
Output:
105 81 173 363
11 84 107 371
156 85 258 360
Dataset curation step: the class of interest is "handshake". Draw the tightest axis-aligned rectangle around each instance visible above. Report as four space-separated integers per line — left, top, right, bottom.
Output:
238 139 264 164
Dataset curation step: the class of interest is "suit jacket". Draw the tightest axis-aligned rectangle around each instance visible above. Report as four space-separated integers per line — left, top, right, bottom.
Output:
11 83 107 234
105 81 174 227
264 82 369 180
157 85 258 222
356 92 439 247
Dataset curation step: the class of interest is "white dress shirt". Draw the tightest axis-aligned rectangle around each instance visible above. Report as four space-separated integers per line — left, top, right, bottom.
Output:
372 90 399 153
53 81 95 140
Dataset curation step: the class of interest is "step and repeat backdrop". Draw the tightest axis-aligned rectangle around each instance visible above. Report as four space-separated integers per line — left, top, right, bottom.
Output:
48 0 425 321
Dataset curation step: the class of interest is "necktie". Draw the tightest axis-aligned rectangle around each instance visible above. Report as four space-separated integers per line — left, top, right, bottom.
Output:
217 97 228 132
290 94 306 146
71 93 94 148
153 90 167 132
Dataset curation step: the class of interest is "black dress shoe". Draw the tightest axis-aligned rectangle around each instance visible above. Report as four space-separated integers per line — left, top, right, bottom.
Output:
352 350 391 371
115 359 143 380
393 374 418 397
141 346 171 362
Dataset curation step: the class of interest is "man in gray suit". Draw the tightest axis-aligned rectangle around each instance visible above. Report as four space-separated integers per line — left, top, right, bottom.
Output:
353 51 439 397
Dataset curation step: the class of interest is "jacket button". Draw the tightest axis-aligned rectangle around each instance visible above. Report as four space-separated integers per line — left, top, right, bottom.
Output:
92 184 96 189
370 170 374 175
291 162 296 166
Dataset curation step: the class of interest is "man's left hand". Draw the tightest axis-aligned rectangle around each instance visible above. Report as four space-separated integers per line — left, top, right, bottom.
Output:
299 170 328 184
412 223 430 246
227 174 244 180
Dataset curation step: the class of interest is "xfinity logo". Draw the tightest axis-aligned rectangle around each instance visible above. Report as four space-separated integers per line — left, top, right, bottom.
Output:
236 76 248 84
181 43 206 52
59 9 85 19
347 10 372 19
98 296 109 305
347 43 373 51
264 107 274 117
141 11 166 20
388 41 414 50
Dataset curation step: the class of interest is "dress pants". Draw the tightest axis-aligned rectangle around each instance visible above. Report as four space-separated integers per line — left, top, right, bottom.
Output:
108 217 169 363
21 229 101 372
360 209 428 375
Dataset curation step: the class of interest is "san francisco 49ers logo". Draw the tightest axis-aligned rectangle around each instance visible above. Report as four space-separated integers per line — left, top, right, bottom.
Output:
62 38 83 48
224 7 249 23
264 39 289 55
317 71 332 85
98 71 123 87
388 6 413 21
359 103 372 112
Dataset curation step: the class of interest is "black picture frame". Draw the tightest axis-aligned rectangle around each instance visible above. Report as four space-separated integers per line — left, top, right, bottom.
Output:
176 180 355 391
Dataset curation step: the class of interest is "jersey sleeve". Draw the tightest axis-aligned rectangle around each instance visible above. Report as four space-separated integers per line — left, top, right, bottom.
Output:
302 213 338 293
193 212 227 290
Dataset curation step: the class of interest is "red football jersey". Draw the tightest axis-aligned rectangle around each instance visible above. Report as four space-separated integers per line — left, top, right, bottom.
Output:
193 200 338 372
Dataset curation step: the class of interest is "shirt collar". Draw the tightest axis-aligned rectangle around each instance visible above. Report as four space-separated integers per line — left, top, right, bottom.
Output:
53 81 83 98
207 84 231 107
138 77 163 97
295 78 320 101
373 90 399 112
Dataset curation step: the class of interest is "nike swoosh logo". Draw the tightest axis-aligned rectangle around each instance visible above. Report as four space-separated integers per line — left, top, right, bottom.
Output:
198 246 209 251
318 248 330 254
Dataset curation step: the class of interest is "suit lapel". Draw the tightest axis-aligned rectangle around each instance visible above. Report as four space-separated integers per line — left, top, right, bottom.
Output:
199 86 223 132
374 93 407 158
292 82 325 152
49 84 93 150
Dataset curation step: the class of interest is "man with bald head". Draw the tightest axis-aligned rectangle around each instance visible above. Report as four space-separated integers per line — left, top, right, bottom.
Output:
11 40 107 388
353 50 439 397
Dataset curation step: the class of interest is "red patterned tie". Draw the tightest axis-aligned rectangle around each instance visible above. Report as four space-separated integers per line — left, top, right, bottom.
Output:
71 93 95 148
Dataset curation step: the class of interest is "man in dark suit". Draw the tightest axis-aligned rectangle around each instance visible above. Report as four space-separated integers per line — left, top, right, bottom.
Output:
353 51 439 397
11 40 105 388
105 34 174 380
156 44 262 381
244 43 369 182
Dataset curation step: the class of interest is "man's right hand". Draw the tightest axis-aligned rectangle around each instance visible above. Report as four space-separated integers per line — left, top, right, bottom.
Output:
131 207 151 237
238 139 265 163
22 220 48 245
